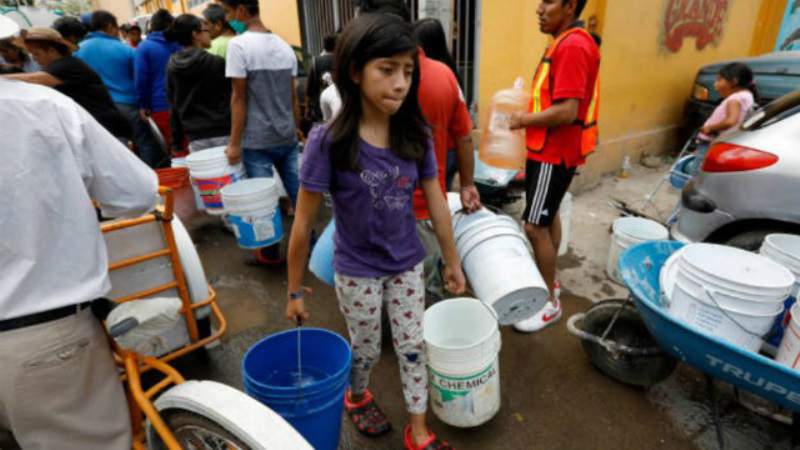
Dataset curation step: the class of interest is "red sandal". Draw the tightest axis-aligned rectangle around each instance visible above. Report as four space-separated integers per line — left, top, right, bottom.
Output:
403 424 454 450
344 389 391 436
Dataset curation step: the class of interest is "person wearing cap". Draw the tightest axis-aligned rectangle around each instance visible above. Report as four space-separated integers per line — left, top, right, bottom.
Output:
0 14 156 450
4 27 133 143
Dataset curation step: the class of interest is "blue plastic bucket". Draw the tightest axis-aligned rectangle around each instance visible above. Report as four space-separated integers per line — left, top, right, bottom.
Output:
228 209 283 249
242 328 351 450
309 220 335 286
669 155 695 190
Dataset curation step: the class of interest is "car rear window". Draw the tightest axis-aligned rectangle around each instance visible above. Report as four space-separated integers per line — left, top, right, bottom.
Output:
696 73 800 105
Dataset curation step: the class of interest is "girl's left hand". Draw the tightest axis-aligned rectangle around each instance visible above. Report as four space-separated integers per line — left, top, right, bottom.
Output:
700 126 714 136
442 264 467 295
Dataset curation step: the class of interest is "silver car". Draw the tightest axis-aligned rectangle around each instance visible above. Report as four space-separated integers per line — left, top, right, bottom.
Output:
671 91 800 250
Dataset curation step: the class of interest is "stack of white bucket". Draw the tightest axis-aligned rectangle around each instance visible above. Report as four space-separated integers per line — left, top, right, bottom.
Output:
221 178 282 249
450 201 548 325
662 243 794 352
760 234 800 368
424 298 501 428
607 217 669 284
185 147 245 215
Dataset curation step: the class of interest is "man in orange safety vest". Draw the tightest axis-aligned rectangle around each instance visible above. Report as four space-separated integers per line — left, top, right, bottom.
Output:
509 0 600 333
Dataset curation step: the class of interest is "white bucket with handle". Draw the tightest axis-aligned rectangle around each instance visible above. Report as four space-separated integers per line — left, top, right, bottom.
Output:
424 298 501 428
665 243 793 352
454 212 548 325
607 217 668 284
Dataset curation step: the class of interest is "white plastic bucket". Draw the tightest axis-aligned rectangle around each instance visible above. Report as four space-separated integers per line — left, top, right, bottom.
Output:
173 157 205 211
761 234 800 298
669 280 782 352
186 147 245 215
777 302 800 369
558 192 572 257
606 217 668 284
221 179 283 249
424 298 501 428
454 213 548 324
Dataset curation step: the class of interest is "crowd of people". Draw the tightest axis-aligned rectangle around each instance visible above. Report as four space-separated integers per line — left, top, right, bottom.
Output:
1 0 612 448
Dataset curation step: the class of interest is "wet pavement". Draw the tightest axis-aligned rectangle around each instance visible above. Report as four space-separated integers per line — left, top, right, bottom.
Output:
182 215 703 450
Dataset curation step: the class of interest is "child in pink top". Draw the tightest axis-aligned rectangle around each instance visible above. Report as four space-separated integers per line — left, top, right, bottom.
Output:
692 63 757 174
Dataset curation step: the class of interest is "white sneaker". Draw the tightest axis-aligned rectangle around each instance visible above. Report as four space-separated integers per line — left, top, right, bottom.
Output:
513 298 562 333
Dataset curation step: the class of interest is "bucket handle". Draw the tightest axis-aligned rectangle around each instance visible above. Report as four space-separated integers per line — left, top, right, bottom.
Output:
702 287 769 341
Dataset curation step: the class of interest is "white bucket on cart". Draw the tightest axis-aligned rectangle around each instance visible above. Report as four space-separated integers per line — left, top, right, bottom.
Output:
666 243 793 352
558 192 572 257
607 217 668 284
454 212 548 324
186 147 245 215
761 234 800 298
777 302 800 369
424 298 501 428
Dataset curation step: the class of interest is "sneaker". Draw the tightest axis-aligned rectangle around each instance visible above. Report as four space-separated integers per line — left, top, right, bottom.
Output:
513 298 562 333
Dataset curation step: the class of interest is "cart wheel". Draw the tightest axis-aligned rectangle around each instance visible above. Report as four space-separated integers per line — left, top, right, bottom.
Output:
150 409 249 449
581 299 677 387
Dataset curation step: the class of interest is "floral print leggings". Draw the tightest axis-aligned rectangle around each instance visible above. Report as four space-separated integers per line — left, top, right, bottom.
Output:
334 263 428 415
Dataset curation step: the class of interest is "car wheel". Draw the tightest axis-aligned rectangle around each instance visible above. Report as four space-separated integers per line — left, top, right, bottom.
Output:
722 229 795 252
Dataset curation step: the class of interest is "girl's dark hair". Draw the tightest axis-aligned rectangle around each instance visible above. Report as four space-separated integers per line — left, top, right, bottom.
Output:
719 62 759 103
328 13 429 172
169 14 202 47
413 18 461 89
149 9 174 33
203 4 234 32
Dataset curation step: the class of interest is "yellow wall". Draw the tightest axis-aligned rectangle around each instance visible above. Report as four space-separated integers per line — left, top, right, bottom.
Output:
260 0 301 47
92 0 136 23
478 0 785 188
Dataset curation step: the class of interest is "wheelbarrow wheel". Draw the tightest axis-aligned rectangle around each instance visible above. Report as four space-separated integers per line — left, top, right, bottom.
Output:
581 299 677 388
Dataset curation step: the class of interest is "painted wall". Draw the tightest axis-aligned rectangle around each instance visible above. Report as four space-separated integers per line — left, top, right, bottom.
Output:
260 0 301 47
477 0 785 188
92 0 136 23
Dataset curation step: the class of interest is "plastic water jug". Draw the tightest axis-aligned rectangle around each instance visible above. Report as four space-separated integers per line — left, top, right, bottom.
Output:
479 77 529 170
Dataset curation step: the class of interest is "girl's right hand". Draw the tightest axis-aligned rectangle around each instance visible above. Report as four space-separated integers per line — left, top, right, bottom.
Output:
286 298 310 323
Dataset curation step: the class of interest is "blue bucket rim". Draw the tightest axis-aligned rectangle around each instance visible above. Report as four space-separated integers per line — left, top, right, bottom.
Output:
242 327 352 394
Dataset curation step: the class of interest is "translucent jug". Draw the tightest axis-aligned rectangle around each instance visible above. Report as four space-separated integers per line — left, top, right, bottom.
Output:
479 77 529 170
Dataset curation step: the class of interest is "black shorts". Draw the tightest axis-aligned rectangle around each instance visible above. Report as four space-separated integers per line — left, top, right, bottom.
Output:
523 160 576 226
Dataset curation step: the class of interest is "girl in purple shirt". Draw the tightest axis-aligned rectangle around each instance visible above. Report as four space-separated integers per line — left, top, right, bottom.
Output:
285 13 465 450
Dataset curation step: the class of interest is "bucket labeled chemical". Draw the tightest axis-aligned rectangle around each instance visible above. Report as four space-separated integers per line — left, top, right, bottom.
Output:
777 302 800 370
309 220 335 286
222 178 282 249
186 147 245 215
607 217 669 284
424 298 501 428
454 212 548 324
242 328 351 450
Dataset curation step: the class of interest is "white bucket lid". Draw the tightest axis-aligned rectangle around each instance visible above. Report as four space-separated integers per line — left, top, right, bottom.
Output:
612 217 669 242
222 178 278 198
186 147 228 170
680 243 795 294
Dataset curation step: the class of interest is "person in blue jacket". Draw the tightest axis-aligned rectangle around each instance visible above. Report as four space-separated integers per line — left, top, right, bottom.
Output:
135 9 182 159
75 10 164 168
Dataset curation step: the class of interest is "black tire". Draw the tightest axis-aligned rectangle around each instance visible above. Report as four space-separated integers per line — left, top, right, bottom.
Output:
580 299 677 388
722 229 790 252
149 409 250 450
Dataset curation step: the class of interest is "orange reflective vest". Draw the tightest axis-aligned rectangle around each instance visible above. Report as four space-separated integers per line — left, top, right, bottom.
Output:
527 28 600 157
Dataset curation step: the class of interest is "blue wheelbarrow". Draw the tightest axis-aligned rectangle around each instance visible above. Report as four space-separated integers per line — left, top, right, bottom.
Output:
567 241 800 449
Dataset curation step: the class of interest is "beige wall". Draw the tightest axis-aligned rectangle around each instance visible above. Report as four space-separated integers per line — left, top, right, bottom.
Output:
478 0 785 189
92 0 136 23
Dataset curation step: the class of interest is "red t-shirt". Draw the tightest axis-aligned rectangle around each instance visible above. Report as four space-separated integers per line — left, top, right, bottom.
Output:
414 50 473 219
527 31 600 168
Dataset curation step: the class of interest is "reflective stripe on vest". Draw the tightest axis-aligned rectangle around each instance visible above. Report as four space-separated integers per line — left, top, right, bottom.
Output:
527 28 600 157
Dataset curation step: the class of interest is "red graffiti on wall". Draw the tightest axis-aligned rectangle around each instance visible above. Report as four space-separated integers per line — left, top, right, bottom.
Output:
663 0 729 53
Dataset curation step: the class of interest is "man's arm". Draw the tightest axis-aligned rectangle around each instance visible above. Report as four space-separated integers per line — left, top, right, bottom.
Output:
61 98 157 217
3 71 61 87
509 98 579 130
134 48 152 120
226 77 247 164
292 77 301 132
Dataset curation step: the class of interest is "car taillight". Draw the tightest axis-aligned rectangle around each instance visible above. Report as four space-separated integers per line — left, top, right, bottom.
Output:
693 84 709 101
702 143 779 173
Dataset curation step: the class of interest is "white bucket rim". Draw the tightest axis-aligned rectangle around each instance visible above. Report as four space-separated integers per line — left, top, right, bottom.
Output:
760 244 800 274
457 230 529 263
680 243 796 292
423 298 499 351
221 178 278 197
673 280 785 318
612 217 669 241
676 262 790 301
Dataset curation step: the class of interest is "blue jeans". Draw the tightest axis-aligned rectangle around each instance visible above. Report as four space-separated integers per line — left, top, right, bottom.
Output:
243 143 300 205
116 103 166 169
